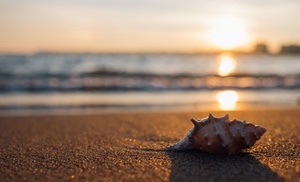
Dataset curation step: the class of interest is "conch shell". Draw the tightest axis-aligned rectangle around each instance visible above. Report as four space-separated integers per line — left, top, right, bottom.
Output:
166 114 266 154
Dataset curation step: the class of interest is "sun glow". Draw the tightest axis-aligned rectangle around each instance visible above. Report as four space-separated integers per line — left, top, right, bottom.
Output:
208 16 249 50
218 54 237 76
216 90 239 110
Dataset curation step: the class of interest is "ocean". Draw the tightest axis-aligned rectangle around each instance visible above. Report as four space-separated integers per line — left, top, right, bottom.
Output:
0 53 299 115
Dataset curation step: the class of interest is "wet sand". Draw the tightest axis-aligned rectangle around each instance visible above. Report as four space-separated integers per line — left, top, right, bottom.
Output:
0 109 299 181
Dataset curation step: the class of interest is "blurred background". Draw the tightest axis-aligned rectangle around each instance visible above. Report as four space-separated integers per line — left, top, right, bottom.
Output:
0 0 300 115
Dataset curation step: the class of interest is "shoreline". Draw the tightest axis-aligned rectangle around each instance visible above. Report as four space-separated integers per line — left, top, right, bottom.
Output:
1 104 300 117
1 89 299 117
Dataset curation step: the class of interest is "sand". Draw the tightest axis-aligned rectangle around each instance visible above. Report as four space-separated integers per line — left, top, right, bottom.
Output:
0 109 299 181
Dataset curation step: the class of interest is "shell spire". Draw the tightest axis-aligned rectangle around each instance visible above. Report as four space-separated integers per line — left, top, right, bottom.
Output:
166 114 267 154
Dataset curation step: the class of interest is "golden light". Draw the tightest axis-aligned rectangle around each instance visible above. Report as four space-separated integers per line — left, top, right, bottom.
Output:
216 90 239 110
218 54 237 76
208 16 249 50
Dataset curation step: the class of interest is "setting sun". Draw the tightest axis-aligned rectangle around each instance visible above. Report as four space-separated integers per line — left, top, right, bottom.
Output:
208 16 249 50
216 90 239 110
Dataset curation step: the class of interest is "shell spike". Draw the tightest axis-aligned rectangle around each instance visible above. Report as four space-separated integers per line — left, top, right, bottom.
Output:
190 118 198 126
222 114 229 121
208 113 215 120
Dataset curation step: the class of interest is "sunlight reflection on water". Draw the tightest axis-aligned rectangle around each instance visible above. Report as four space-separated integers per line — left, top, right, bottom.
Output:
216 90 239 110
218 54 237 76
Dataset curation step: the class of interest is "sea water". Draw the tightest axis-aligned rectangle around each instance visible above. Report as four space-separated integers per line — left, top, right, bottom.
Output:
0 53 299 115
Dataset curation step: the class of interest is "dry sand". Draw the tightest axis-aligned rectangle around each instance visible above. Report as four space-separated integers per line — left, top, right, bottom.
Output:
0 109 299 181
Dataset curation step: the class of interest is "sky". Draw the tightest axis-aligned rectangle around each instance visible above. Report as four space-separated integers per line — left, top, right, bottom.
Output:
0 0 300 53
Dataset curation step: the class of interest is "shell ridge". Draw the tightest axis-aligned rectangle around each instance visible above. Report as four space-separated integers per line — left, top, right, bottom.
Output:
221 119 236 153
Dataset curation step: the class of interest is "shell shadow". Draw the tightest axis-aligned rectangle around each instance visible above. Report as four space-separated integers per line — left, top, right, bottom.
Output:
166 150 285 182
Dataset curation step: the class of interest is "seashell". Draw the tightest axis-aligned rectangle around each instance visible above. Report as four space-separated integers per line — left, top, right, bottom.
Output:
166 114 267 154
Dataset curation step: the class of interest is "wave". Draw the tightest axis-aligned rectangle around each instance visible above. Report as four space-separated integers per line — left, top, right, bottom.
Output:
0 70 299 93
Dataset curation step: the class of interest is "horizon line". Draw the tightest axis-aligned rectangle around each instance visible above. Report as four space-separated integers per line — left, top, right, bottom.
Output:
0 50 296 56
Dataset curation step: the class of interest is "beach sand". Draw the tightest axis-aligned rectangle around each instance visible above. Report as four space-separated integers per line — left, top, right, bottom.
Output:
0 109 299 181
